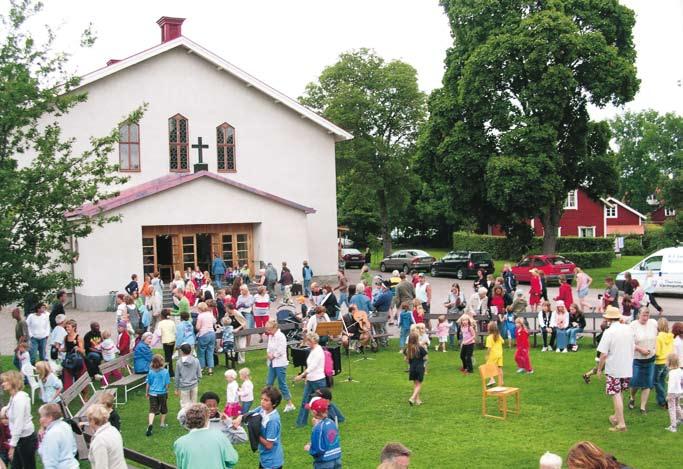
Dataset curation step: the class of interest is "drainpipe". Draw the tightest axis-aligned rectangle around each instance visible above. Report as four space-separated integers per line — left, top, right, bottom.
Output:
70 235 77 309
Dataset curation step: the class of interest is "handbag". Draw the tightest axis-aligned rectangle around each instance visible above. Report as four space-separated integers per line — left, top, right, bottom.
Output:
62 351 83 371
50 344 60 360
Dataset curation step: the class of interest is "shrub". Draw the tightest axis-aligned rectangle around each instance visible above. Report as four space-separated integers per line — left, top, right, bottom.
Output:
560 251 614 269
452 232 513 259
622 238 645 256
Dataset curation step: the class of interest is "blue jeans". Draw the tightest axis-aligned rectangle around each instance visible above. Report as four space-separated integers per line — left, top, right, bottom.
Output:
266 365 292 401
338 292 348 308
241 401 252 414
214 275 223 289
314 459 342 469
243 312 255 328
30 337 47 363
304 279 312 297
654 364 668 406
554 328 568 350
567 327 584 345
399 328 410 349
197 332 216 368
296 378 326 427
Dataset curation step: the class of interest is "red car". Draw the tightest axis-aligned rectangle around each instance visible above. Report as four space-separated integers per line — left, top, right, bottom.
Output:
512 255 576 284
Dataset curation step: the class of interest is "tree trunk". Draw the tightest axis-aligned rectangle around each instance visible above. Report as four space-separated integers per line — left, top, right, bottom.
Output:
541 204 562 254
377 188 393 257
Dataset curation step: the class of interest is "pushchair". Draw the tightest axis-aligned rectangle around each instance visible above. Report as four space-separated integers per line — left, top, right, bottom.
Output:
276 305 303 342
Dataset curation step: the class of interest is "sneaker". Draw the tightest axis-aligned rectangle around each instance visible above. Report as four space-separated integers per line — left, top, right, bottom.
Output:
435 346 439 351
541 347 547 352
562 349 568 353
159 423 168 428
216 347 224 353
528 370 534 374
628 399 635 410
146 425 153 437
573 345 579 352
556 349 561 353
608 426 627 432
94 374 104 381
665 425 677 432
582 373 591 384
516 368 525 373
284 403 296 413
442 350 446 353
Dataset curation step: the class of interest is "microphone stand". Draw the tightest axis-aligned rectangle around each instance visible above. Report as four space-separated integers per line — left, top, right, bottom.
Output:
340 316 359 383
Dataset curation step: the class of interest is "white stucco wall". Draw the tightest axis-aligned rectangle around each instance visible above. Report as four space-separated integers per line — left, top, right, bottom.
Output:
31 45 339 287
74 176 309 310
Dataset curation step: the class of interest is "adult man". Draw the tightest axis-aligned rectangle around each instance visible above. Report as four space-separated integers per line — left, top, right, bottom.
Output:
212 255 227 289
279 263 293 299
27 303 50 362
50 290 67 329
37 403 78 469
415 273 432 321
175 288 190 317
265 263 278 298
174 403 239 469
380 442 411 468
395 273 415 307
335 268 349 308
350 282 372 313
302 261 314 297
372 281 393 346
597 305 635 432
600 277 619 312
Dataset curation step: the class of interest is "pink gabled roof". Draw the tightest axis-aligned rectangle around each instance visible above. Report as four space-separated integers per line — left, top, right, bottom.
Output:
66 171 315 218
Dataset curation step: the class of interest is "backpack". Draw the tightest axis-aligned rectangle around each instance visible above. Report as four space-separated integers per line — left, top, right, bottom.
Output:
324 349 334 377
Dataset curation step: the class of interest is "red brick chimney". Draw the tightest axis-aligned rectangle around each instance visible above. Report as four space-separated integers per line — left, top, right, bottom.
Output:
156 17 185 43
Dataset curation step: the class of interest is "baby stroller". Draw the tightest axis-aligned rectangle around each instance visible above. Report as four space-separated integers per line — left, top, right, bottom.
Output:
276 305 303 342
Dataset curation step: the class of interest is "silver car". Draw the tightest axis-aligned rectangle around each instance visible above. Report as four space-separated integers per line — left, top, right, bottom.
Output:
379 250 435 273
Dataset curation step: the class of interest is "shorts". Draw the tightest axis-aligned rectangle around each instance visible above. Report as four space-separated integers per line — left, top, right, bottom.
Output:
605 375 630 396
254 315 269 328
438 336 448 343
149 394 168 415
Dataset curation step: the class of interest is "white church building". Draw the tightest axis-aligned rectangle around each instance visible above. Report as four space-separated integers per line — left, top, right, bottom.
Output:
54 17 351 310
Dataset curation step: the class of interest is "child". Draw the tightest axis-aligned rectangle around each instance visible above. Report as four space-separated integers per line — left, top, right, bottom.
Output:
98 392 121 430
553 274 573 306
175 343 201 408
404 331 427 406
529 269 542 313
224 369 240 417
217 316 235 355
313 388 345 424
539 452 563 469
414 323 430 352
303 397 342 468
435 315 451 352
117 321 131 356
35 361 63 403
458 314 477 374
655 318 674 408
514 318 533 374
238 368 254 414
100 330 118 362
485 321 504 386
537 301 554 352
0 414 10 466
412 304 425 324
508 290 527 315
582 320 609 384
14 341 30 371
665 353 683 432
502 307 516 348
398 302 415 351
255 386 285 469
490 286 505 317
145 354 170 436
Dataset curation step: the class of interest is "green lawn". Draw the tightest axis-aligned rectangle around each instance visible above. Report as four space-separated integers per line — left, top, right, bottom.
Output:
6 342 668 468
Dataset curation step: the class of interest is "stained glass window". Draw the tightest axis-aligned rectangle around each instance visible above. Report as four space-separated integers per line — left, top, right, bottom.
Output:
119 123 141 171
169 115 189 172
216 123 236 172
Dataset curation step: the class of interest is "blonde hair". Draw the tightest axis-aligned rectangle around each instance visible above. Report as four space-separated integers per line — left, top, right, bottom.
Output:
0 371 24 393
657 317 669 333
667 353 680 369
438 314 446 323
197 302 208 312
38 403 63 421
174 271 182 281
86 404 111 426
239 367 250 379
457 314 476 331
97 392 115 410
224 369 237 380
102 330 111 339
35 361 52 381
185 280 196 294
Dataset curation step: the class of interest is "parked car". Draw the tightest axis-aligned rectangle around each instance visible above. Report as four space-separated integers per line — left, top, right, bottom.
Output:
340 248 365 269
379 250 436 273
512 255 576 284
616 247 683 294
429 251 494 279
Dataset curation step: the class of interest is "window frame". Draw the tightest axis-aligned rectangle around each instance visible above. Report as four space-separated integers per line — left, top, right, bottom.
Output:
605 204 618 218
118 123 141 172
578 226 596 238
168 114 190 173
216 123 237 173
664 207 676 217
564 190 578 210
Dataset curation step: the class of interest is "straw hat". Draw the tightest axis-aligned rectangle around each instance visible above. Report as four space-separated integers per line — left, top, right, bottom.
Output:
603 306 621 320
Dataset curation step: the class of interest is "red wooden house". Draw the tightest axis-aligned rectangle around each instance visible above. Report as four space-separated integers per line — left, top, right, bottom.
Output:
489 189 646 237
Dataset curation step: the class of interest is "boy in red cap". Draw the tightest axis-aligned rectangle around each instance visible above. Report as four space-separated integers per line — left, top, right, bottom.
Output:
304 397 342 468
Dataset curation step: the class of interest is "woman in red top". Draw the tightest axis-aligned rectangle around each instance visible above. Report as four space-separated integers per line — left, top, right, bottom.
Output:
490 286 506 316
529 269 542 313
553 274 574 307
514 318 533 373
184 281 197 307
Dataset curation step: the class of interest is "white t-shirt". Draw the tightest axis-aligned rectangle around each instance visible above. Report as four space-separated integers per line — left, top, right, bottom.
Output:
305 345 326 381
415 282 430 303
26 313 50 339
226 380 239 404
597 322 635 378
630 318 658 359
668 367 683 394
674 337 683 363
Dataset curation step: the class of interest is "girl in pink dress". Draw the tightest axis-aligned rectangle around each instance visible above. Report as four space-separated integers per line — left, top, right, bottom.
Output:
529 269 542 312
434 315 452 352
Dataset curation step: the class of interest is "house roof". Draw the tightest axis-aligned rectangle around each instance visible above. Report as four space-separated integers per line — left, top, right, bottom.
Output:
605 197 647 220
74 36 353 142
66 171 316 218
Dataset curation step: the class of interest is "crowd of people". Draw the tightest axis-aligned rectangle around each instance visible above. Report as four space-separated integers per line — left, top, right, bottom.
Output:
1 257 681 468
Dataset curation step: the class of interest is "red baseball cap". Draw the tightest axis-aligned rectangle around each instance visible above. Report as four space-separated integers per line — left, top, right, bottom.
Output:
305 397 329 413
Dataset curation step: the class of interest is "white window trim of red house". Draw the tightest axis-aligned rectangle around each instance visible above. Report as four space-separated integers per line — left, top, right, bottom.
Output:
578 226 596 238
605 204 618 218
564 190 578 210
665 207 676 217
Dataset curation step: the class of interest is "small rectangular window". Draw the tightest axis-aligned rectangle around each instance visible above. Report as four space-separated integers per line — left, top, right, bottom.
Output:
578 226 596 238
564 190 578 209
605 204 617 218
664 208 676 217
119 123 140 171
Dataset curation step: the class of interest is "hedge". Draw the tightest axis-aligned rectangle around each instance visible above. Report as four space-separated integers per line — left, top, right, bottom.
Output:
452 232 614 259
558 251 614 269
622 238 645 256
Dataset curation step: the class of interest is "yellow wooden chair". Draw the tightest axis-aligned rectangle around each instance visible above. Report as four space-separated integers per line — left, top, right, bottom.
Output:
479 363 520 420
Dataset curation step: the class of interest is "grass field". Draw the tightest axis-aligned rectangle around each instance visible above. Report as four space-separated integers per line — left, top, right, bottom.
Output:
5 340 672 468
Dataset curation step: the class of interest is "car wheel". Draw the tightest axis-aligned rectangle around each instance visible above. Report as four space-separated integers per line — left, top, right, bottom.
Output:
402 264 409 274
380 262 387 272
430 267 438 277
456 269 464 280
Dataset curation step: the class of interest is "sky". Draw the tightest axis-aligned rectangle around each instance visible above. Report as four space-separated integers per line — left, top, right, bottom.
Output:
5 0 683 119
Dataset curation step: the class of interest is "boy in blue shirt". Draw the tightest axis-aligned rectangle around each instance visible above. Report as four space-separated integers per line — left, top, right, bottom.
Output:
145 354 170 436
304 397 342 468
255 386 284 469
399 301 415 351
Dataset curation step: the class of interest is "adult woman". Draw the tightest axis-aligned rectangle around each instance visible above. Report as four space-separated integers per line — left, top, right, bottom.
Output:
200 272 214 299
628 307 658 413
236 284 254 329
574 267 593 312
195 302 216 375
230 276 243 302
552 301 570 352
320 284 339 320
622 272 634 296
567 303 587 352
567 441 626 469
184 281 198 308
133 332 153 374
0 371 36 469
473 270 486 293
61 320 85 390
225 304 247 364
86 404 126 469
265 320 296 412
37 403 78 469
294 332 327 427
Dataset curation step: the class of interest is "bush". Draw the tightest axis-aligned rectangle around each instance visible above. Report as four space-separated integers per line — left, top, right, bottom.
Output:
560 251 614 269
452 232 615 259
622 238 645 256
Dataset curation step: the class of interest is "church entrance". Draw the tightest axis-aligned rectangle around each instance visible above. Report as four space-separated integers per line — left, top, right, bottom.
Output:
142 224 254 282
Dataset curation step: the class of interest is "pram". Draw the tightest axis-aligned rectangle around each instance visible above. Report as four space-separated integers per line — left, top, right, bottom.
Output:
276 305 303 342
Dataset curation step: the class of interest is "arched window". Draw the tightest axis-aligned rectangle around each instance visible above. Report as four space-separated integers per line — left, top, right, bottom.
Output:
216 123 236 172
119 123 140 171
168 114 189 172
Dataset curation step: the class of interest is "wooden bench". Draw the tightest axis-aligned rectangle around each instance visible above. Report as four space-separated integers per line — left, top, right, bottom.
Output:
232 323 299 362
60 372 114 421
369 316 390 345
104 353 147 404
98 353 132 388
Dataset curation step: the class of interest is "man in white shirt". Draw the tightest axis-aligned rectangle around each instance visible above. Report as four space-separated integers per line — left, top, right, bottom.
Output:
26 302 50 362
597 306 635 432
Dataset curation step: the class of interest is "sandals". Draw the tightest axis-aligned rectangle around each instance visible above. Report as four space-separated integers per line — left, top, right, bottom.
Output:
628 399 635 410
582 373 591 384
609 426 627 432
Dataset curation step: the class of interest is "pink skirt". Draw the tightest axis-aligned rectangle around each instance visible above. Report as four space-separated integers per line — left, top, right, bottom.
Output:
224 402 241 417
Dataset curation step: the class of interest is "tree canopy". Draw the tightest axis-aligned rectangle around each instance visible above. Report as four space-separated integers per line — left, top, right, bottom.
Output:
418 0 639 252
0 0 143 307
301 49 426 255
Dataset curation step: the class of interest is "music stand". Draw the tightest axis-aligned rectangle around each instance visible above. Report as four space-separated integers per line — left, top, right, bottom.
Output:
338 319 359 384
315 321 343 338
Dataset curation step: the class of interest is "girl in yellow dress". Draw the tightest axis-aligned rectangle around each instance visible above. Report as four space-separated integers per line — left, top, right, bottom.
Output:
485 322 504 386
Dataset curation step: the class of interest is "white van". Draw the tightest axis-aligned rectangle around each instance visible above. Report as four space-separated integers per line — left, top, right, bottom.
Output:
616 247 683 294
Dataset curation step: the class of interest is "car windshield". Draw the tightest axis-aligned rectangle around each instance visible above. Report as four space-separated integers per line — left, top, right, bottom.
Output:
548 256 570 265
343 249 361 255
471 253 492 263
406 250 430 257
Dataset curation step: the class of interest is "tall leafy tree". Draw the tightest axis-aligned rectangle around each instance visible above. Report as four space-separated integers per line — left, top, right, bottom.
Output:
418 0 639 253
301 49 426 255
0 0 143 307
611 110 683 214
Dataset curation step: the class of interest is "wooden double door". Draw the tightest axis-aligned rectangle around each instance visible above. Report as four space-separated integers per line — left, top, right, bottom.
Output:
142 224 253 282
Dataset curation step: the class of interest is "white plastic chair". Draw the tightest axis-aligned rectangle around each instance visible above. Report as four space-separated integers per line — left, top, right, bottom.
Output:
21 363 41 404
